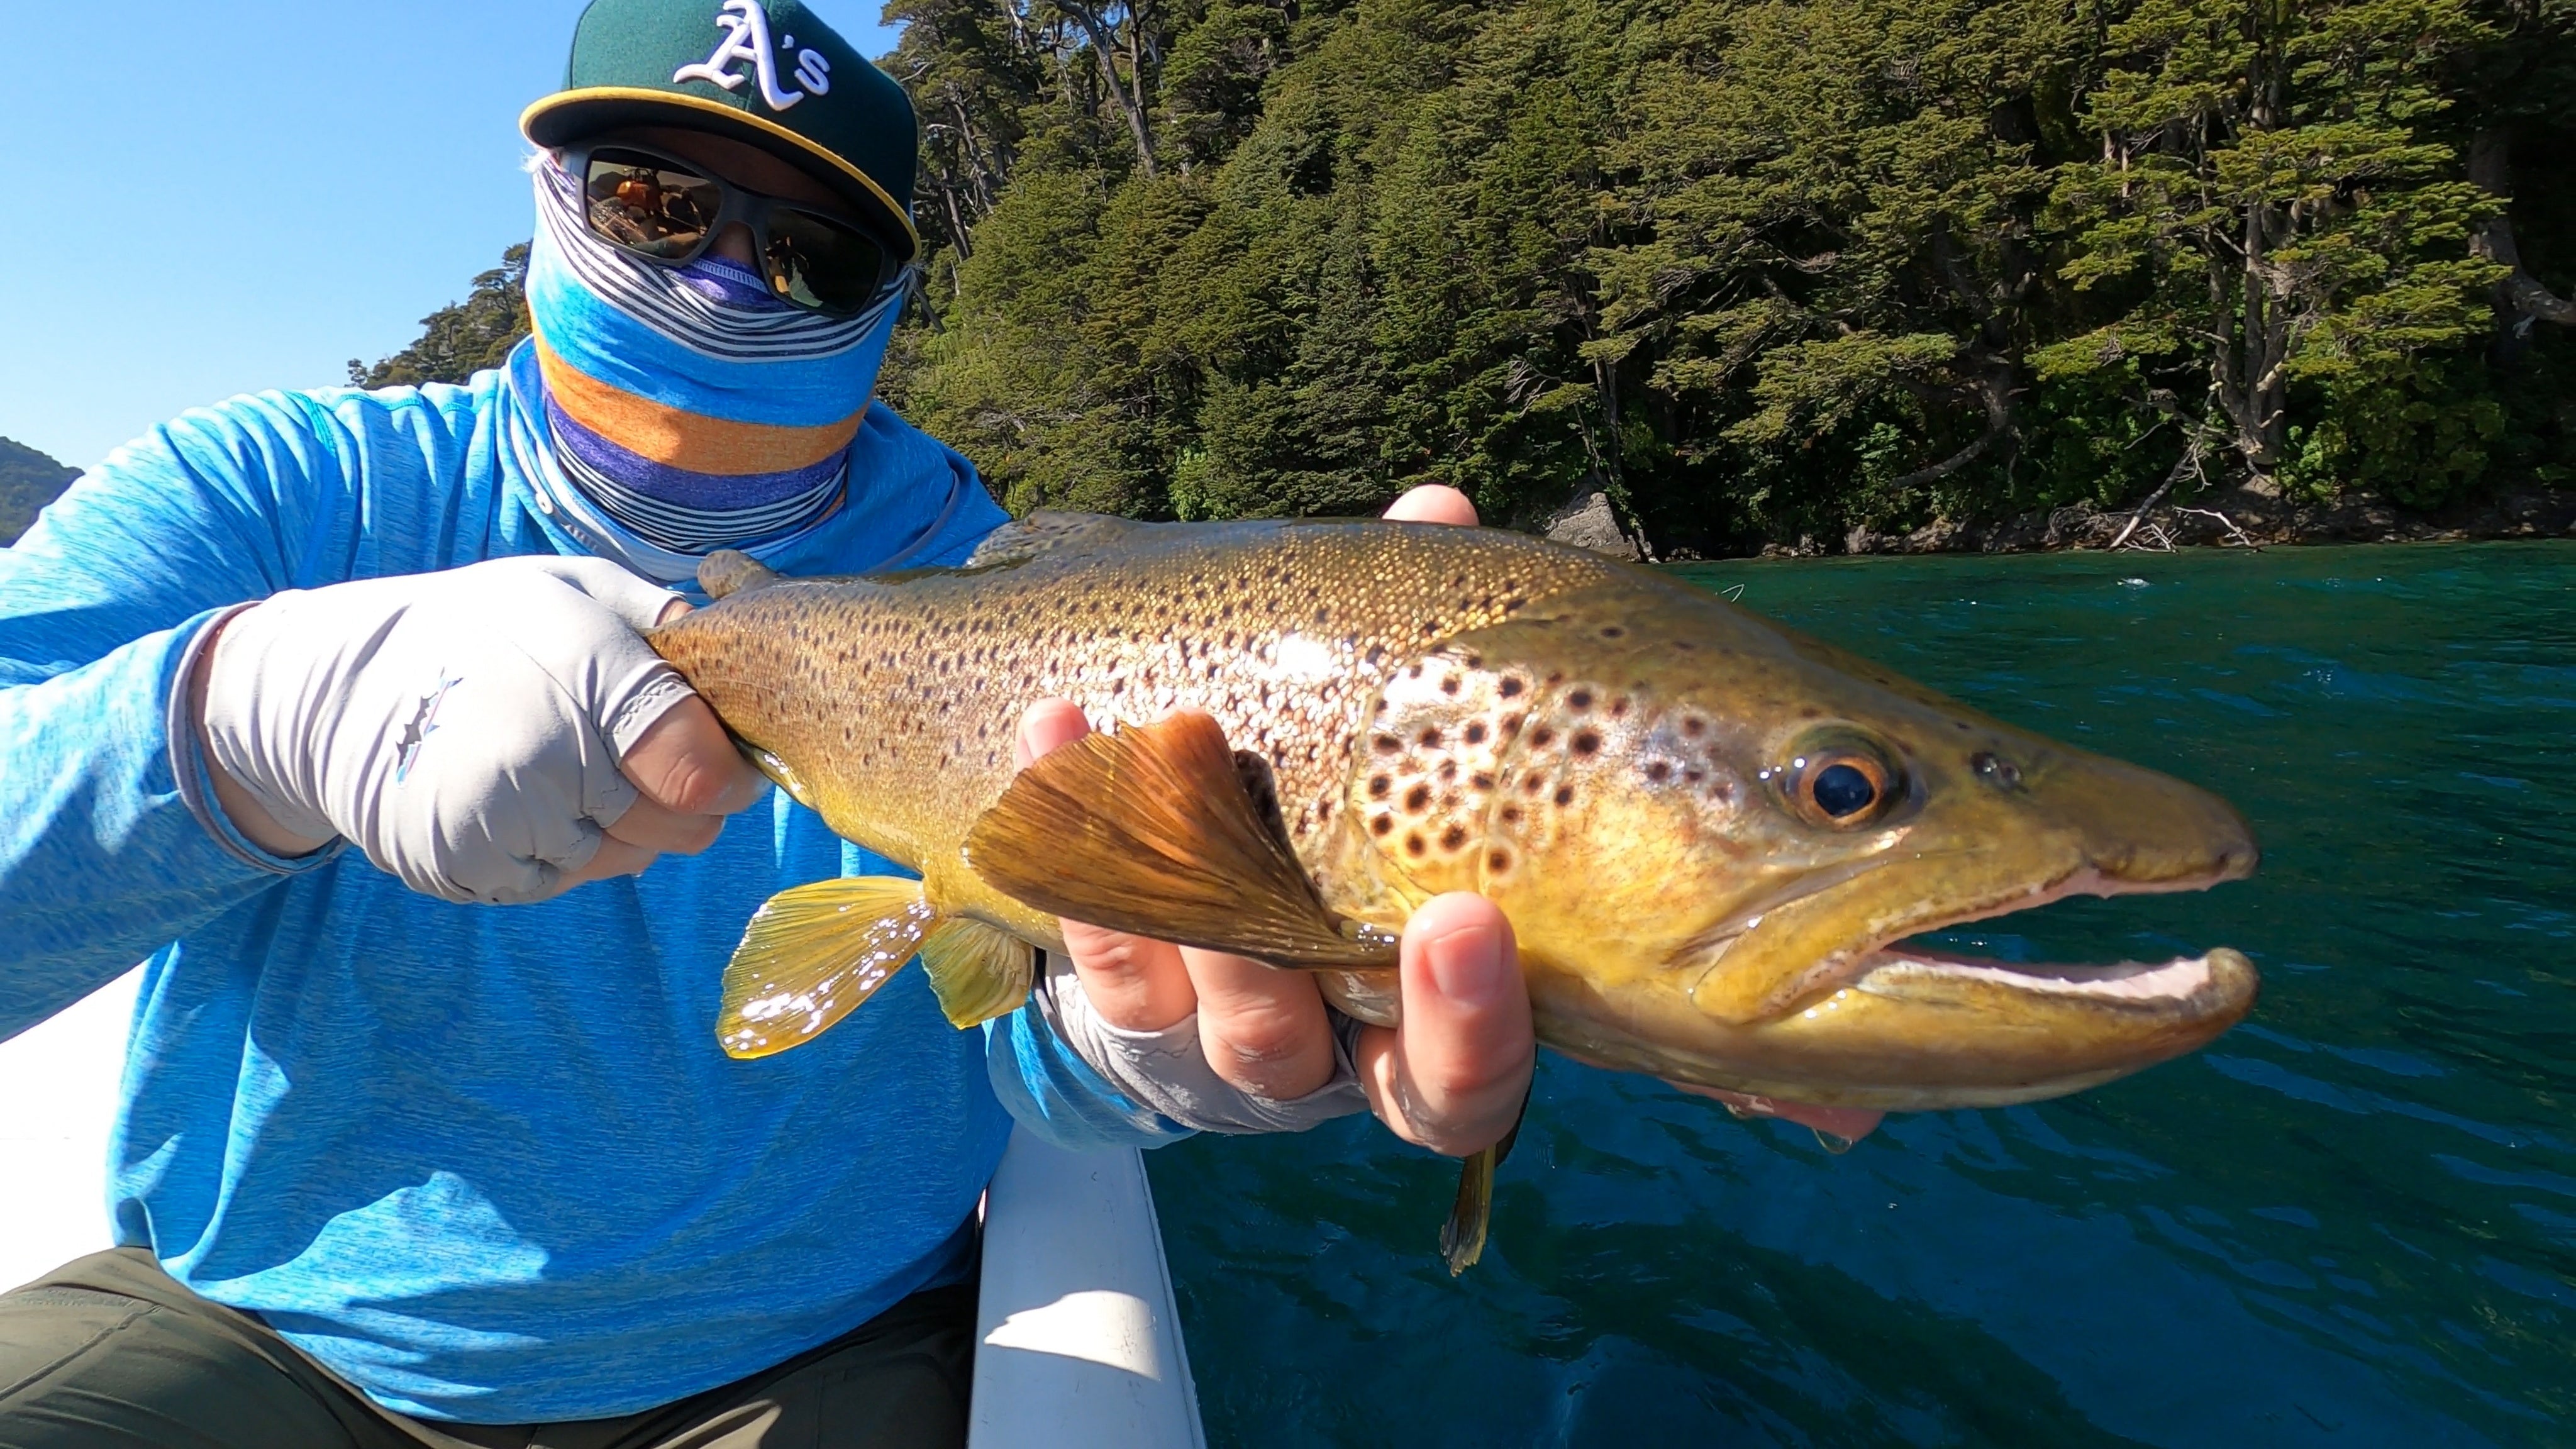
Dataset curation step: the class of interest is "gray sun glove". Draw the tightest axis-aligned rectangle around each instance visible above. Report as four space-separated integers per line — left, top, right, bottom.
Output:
198 556 701 905
1031 951 1372 1135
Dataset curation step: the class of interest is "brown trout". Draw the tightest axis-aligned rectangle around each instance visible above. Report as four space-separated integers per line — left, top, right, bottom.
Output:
650 513 2258 1269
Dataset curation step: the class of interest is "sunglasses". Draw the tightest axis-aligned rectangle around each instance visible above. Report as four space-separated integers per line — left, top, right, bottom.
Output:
560 141 904 317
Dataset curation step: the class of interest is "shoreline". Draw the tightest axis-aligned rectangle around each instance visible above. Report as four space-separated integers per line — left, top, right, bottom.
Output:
1763 485 2576 559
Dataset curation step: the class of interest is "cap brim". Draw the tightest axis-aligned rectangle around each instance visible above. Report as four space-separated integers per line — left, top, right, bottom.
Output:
521 88 920 261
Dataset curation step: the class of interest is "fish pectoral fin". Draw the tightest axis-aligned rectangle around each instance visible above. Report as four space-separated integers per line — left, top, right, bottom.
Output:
1439 1085 1530 1276
963 711 1396 970
918 918 1035 1028
716 876 940 1058
743 745 818 811
698 549 781 599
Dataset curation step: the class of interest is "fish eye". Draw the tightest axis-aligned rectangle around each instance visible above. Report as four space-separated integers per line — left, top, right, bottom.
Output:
1789 748 1895 827
1813 762 1878 817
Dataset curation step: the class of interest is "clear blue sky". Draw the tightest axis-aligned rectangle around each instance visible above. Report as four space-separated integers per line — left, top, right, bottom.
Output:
0 1 900 474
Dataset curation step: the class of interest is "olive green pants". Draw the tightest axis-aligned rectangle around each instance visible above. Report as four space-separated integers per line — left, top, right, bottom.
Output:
0 1248 974 1449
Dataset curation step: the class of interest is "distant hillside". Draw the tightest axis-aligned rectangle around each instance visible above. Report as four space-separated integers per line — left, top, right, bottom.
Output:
0 437 79 545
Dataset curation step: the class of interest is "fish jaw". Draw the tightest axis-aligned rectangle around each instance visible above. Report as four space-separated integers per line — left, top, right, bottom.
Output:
1535 945 2257 1111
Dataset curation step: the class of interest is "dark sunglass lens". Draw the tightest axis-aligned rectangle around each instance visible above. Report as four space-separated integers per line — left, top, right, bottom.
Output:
764 209 890 313
584 150 721 259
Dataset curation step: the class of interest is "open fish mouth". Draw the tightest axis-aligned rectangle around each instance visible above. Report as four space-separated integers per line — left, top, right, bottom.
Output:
1852 943 2251 1011
1824 858 2260 1018
1606 850 2264 1111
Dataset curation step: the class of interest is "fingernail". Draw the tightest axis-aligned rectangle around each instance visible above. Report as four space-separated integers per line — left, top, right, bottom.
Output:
1426 924 1507 1007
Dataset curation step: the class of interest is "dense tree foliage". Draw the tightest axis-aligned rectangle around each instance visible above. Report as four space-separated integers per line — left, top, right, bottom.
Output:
877 0 2575 552
0 438 78 546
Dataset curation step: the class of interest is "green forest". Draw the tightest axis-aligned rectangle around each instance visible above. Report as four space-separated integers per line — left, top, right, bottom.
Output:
361 0 2575 556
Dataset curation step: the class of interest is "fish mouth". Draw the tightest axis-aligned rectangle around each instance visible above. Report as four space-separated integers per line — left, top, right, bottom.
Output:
1855 944 2236 1009
1777 858 2256 1020
1584 850 2263 1113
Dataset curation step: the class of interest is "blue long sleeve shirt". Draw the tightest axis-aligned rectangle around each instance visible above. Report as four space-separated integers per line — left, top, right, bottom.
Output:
0 354 1186 1423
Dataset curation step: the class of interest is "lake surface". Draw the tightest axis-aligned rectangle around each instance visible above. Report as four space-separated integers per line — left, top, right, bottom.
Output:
1145 541 2575 1447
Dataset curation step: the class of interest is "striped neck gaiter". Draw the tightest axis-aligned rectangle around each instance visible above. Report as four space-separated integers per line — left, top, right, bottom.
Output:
521 157 902 555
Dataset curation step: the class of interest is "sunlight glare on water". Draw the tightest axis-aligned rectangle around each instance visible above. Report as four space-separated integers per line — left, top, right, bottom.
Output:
1148 540 2575 1448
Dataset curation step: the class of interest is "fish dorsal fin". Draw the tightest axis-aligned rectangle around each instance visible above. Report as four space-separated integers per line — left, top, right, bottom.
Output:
919 918 1035 1027
717 876 938 1058
699 549 782 600
963 511 1136 569
963 711 1397 970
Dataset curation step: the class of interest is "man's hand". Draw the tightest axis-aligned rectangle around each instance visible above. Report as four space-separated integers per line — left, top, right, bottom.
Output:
1018 484 1538 1158
194 556 765 904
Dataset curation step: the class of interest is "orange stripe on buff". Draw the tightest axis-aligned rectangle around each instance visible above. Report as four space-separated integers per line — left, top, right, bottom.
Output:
531 333 864 475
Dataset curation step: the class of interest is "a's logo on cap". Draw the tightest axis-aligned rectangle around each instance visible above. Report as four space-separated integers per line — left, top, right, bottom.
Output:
673 0 832 111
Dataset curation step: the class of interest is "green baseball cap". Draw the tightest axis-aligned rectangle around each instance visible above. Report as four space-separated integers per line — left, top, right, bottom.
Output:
521 0 920 260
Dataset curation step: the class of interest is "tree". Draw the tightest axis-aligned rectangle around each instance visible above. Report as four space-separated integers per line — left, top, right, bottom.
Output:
348 243 533 389
2036 0 2507 501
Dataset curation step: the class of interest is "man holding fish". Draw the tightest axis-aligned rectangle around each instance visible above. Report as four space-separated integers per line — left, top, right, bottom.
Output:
0 1 1548 1444
0 1 2264 1445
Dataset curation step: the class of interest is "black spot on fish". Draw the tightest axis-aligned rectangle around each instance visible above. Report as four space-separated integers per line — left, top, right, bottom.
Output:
1555 785 1575 806
1568 689 1592 711
1372 814 1394 838
1487 848 1513 873
1440 676 1461 696
1645 761 1671 782
1404 784 1432 813
1418 727 1441 748
1499 677 1526 699
1369 775 1392 799
1530 726 1555 748
1465 721 1488 745
1406 833 1426 857
1440 824 1468 852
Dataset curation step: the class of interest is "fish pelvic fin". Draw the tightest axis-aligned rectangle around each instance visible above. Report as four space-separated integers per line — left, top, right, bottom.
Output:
717 876 939 1058
919 918 1035 1028
1439 1089 1530 1276
963 711 1398 971
699 549 782 600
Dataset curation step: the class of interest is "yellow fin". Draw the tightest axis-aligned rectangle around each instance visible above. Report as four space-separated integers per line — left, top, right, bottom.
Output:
717 877 938 1058
962 711 1396 970
919 919 1036 1028
1438 1087 1529 1275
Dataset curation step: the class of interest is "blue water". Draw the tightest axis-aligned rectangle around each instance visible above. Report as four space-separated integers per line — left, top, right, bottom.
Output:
1148 541 2576 1446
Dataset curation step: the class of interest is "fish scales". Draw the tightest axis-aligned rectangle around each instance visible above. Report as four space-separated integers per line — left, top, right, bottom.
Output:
655 518 1630 949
